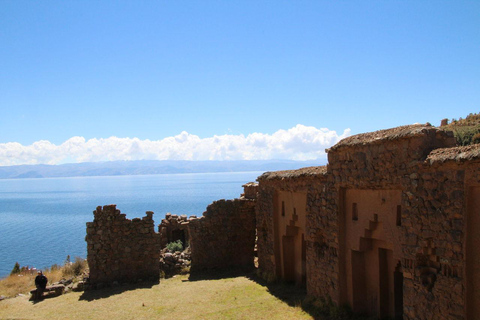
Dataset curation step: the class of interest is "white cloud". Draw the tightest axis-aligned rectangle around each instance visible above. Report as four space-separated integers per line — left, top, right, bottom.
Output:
0 125 350 166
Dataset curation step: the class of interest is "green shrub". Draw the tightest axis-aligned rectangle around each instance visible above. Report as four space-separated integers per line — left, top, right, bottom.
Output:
453 126 480 146
10 262 20 275
472 133 480 144
166 240 183 252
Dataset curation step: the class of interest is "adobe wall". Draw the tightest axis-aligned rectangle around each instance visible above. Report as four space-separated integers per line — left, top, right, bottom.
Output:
86 205 161 286
188 198 256 272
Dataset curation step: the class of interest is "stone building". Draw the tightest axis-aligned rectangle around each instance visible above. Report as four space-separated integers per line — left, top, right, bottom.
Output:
85 122 480 319
256 124 480 320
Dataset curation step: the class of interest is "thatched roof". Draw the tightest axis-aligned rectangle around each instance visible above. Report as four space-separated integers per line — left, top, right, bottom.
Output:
257 166 327 181
327 123 449 152
426 144 480 164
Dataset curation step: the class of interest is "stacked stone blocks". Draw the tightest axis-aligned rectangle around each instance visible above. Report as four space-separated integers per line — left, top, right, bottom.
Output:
86 205 161 286
189 198 256 272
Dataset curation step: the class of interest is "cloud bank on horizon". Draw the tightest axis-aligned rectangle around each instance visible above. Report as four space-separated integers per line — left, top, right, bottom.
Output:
0 125 350 166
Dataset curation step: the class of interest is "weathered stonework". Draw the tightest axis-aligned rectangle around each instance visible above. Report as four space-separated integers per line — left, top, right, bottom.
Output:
86 205 161 286
242 182 259 200
256 124 480 319
256 166 327 286
189 198 256 272
158 213 194 248
83 122 480 319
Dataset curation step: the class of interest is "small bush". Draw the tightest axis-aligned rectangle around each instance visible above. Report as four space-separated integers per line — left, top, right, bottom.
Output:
472 133 480 144
453 126 480 146
10 262 20 276
62 257 87 277
166 240 183 252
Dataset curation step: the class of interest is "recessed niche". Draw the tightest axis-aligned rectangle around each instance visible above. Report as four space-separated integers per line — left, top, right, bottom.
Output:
396 205 401 226
352 203 358 221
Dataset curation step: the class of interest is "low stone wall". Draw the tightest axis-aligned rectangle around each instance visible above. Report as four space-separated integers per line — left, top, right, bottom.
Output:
86 205 161 286
189 198 256 272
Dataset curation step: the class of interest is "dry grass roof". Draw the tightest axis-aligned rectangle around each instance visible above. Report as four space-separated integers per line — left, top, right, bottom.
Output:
327 123 445 151
257 166 327 181
426 144 480 164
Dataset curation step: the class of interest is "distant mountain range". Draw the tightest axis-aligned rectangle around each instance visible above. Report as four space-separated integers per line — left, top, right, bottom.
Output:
0 160 326 179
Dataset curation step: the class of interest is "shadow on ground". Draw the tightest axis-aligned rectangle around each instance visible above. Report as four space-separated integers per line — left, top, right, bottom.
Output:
30 291 62 305
188 268 366 320
187 268 318 317
78 279 159 301
189 268 307 309
187 267 252 282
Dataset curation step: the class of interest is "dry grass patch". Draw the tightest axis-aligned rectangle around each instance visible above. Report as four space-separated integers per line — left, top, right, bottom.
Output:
0 275 313 320
0 268 64 298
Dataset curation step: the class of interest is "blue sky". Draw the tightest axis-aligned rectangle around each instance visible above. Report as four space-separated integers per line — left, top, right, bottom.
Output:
0 1 479 165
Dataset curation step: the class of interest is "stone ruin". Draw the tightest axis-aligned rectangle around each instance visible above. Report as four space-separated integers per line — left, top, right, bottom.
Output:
242 182 258 200
188 197 256 272
256 123 480 320
85 121 480 319
86 205 161 286
86 186 257 285
158 213 193 249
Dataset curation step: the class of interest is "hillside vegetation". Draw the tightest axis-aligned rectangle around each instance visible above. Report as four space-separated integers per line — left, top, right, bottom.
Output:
443 112 480 146
0 258 87 299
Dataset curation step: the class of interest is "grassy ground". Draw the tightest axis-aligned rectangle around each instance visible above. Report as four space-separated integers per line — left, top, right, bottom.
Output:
0 274 315 320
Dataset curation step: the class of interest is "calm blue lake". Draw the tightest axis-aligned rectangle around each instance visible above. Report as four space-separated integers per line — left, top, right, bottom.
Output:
0 171 261 278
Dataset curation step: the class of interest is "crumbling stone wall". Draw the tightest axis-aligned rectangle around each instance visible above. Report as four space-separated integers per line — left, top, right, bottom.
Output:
158 213 195 248
188 198 256 272
86 205 161 286
242 182 258 200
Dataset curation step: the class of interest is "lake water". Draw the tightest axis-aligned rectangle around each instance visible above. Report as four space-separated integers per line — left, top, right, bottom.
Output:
0 171 262 278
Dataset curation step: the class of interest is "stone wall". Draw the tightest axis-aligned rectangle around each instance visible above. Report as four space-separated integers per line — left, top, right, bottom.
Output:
86 205 161 286
314 125 459 319
256 167 327 284
256 124 480 319
188 198 256 272
158 213 195 248
242 182 259 200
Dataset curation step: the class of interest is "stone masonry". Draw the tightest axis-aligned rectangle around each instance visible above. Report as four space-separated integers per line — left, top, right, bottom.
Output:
158 213 194 248
86 205 161 286
189 197 256 273
256 123 480 319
